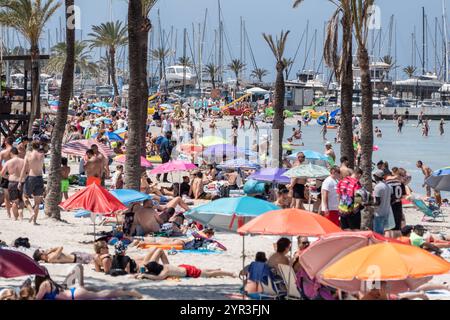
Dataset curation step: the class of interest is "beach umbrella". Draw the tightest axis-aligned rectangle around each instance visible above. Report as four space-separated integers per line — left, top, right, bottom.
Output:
203 144 254 158
110 189 152 206
199 136 228 147
180 143 204 154
185 197 280 232
237 208 342 237
248 168 290 184
216 159 260 170
62 139 114 158
60 183 127 214
49 100 59 107
287 150 330 162
321 242 450 294
425 167 450 191
88 109 102 115
0 249 46 278
298 231 401 282
114 128 127 135
92 101 112 108
150 160 197 174
114 155 153 168
283 163 330 179
94 117 113 125
94 131 123 142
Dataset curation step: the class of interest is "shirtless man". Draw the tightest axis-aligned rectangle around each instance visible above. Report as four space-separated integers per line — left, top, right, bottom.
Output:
339 156 353 179
84 149 103 186
18 141 45 225
1 148 25 220
190 172 208 199
91 144 110 184
135 248 235 280
17 137 29 159
32 247 93 264
416 160 433 197
325 142 336 163
224 169 239 190
133 199 164 236
0 137 14 218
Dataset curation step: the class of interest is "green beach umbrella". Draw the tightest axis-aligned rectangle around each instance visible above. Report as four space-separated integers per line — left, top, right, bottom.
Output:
283 163 330 179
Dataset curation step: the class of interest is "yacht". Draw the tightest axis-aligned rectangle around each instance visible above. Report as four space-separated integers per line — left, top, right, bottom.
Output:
160 65 197 90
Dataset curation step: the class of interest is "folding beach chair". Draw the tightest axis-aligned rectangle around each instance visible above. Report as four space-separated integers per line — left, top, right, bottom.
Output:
246 276 286 300
413 199 446 222
277 264 302 300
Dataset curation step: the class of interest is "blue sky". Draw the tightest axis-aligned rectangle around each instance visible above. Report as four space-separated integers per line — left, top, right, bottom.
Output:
9 0 450 80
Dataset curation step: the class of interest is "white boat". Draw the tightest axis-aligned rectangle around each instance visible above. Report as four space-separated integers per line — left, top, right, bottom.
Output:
160 65 197 90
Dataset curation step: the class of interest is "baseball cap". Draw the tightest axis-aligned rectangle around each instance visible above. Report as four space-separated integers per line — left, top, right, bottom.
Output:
373 169 386 179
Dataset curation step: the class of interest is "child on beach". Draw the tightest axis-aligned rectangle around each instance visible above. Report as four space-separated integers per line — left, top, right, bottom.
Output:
61 157 70 200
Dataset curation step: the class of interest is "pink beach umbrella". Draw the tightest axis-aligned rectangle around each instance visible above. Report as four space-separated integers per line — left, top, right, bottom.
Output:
114 155 153 168
150 160 197 174
0 249 46 278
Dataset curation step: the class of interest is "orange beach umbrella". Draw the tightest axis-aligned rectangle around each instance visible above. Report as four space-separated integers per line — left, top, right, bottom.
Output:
237 208 342 237
321 242 450 293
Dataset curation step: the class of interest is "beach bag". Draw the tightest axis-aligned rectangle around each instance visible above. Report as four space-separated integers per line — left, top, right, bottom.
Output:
13 237 31 249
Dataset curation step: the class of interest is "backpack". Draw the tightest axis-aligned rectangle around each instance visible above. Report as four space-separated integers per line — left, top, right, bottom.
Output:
13 237 31 249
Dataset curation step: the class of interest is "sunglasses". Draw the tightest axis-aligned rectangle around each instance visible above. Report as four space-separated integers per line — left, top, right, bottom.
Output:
301 242 310 245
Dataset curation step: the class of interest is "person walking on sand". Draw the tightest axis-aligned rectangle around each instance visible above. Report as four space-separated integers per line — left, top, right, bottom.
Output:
18 141 45 225
1 147 25 220
397 116 404 133
416 160 433 197
61 157 71 200
0 136 15 218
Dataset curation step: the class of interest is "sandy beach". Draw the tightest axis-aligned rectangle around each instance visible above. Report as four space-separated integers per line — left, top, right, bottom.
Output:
1 116 449 300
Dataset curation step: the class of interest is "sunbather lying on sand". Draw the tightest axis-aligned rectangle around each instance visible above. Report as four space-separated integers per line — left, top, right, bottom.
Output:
33 247 93 264
34 273 142 300
134 248 235 280
130 228 226 251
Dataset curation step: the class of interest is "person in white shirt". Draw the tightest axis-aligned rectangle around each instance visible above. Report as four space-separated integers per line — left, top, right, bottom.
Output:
321 166 341 226
162 115 172 134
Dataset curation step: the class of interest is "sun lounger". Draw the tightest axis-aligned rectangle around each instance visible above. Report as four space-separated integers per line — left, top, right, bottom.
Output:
277 264 302 300
413 199 446 222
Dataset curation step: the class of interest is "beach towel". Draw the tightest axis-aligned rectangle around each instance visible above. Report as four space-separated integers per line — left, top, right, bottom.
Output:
137 244 184 251
170 249 223 255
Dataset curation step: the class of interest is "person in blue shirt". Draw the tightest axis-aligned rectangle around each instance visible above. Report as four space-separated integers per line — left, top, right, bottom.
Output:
157 131 173 183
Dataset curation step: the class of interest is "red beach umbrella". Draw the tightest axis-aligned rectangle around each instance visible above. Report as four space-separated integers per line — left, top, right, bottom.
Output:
0 249 46 278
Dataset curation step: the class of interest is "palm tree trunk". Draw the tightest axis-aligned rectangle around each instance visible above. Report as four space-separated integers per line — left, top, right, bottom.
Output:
109 47 119 96
358 46 374 191
340 13 355 169
28 44 41 137
272 65 285 168
125 0 143 191
45 0 75 219
140 18 151 157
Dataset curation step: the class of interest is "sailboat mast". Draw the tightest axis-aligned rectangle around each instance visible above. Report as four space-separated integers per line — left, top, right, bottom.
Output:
443 0 449 82
422 7 426 75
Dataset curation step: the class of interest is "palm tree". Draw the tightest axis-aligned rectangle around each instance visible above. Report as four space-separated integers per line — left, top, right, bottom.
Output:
97 55 111 84
45 41 98 76
294 0 355 168
250 67 269 83
263 31 290 168
88 20 128 97
350 0 374 191
45 0 75 220
403 65 417 78
204 63 219 89
151 47 171 81
139 0 158 156
178 56 193 67
227 59 246 88
125 0 144 190
0 0 61 135
282 57 294 80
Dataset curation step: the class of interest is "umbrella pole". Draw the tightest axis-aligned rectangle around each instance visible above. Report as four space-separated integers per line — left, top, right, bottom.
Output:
93 215 96 242
242 235 246 300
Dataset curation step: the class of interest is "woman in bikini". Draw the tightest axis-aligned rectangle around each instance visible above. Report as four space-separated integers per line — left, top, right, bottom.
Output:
35 274 142 300
134 248 235 281
93 241 112 274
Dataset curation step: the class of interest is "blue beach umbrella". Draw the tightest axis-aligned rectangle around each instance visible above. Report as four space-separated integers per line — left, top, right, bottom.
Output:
204 144 255 158
114 128 127 135
49 100 59 106
185 197 280 232
88 109 102 115
425 167 450 191
93 131 124 142
288 149 329 161
92 101 112 108
110 189 152 206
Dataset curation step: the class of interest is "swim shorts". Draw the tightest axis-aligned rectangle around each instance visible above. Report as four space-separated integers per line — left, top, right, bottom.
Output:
7 181 22 201
0 177 9 189
61 179 70 193
71 252 94 264
178 264 202 278
23 176 45 197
